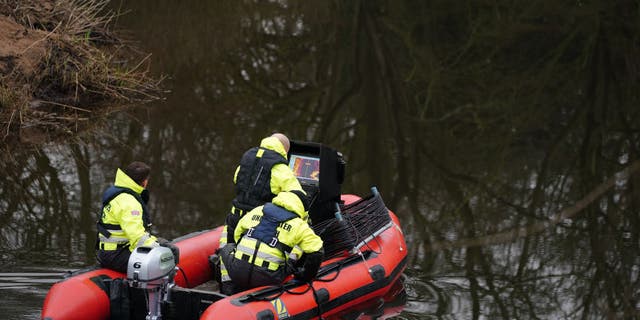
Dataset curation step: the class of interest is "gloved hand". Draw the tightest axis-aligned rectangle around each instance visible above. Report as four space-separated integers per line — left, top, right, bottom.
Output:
293 267 306 281
159 241 180 265
298 250 323 282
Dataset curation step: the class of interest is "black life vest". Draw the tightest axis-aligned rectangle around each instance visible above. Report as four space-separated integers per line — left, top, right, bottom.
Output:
96 186 151 238
246 203 297 253
232 147 288 212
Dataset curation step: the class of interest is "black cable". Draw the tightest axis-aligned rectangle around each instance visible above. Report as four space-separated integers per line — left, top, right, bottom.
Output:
314 259 344 283
284 282 312 295
243 250 372 304
317 192 390 259
259 284 286 301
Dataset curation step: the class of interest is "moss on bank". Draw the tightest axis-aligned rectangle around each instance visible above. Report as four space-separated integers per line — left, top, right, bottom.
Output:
0 0 161 146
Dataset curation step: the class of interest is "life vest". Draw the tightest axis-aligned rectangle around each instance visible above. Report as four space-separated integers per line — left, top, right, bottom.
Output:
235 203 298 271
245 203 297 253
232 147 288 212
96 186 151 239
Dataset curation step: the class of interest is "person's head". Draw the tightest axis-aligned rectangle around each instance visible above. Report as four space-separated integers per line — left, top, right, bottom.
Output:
124 161 151 188
270 132 290 153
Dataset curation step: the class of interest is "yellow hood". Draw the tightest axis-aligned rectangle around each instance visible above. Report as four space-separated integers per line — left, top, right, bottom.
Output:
114 168 144 194
272 191 306 219
260 136 288 158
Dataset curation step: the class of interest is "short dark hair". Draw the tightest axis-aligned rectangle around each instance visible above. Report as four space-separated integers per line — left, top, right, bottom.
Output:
124 161 151 185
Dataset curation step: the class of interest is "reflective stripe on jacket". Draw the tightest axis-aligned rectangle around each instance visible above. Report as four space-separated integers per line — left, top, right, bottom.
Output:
98 168 157 252
234 192 323 270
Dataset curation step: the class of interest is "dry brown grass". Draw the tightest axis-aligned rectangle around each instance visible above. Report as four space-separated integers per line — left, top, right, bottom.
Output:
0 0 162 146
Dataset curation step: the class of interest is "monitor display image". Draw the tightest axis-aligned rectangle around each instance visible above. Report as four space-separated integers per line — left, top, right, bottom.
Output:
289 154 320 185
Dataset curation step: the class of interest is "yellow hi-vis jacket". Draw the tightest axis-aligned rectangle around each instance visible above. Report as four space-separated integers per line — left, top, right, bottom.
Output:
233 192 322 271
98 168 157 251
233 136 303 197
220 136 305 246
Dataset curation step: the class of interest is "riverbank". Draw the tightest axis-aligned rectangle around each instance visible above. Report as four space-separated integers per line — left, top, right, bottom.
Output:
0 0 161 147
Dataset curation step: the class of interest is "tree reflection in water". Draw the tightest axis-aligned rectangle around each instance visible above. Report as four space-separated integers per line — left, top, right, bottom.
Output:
2 0 640 318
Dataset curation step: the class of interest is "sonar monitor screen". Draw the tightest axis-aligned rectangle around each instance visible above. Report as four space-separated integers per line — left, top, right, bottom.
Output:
289 154 320 184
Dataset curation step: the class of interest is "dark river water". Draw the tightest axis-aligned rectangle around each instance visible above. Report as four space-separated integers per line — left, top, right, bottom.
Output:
2 1 640 319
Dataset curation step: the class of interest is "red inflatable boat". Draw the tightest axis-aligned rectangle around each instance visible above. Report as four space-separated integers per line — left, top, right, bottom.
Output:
43 141 408 319
41 192 407 320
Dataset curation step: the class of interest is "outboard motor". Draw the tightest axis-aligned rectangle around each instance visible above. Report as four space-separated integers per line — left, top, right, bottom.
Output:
127 246 177 320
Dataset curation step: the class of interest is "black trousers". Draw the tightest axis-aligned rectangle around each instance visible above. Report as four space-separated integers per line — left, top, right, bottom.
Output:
96 247 131 273
219 244 287 293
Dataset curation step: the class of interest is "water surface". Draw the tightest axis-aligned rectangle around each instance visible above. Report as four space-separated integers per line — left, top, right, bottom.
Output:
1 1 639 319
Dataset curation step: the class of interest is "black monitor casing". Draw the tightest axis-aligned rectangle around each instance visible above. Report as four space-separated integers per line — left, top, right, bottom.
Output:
288 140 345 224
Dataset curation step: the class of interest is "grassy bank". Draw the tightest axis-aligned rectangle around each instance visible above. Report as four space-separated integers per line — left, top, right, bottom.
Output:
0 0 161 146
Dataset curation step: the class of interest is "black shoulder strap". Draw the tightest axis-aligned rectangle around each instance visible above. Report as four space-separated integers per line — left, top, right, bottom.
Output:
97 186 150 238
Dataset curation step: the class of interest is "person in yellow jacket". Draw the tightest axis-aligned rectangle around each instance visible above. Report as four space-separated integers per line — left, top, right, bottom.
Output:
219 191 323 292
217 133 306 294
96 161 176 273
